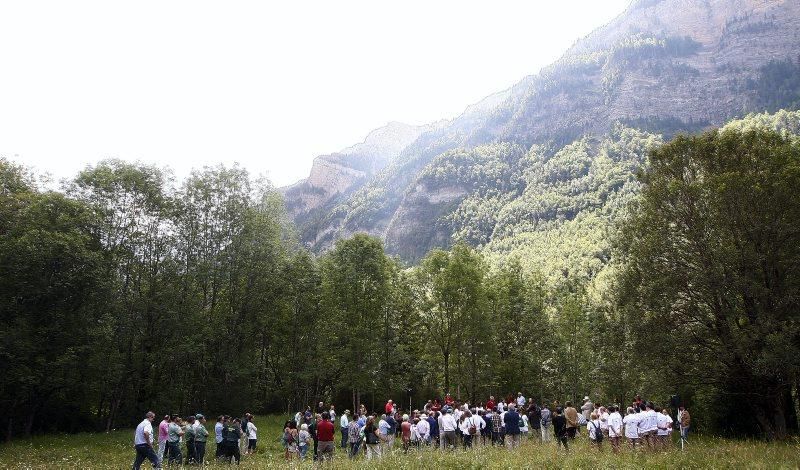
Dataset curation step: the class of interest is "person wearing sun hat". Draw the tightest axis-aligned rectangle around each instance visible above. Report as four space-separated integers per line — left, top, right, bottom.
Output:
581 396 593 421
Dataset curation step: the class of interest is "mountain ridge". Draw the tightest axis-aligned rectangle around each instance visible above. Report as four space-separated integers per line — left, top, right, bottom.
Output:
283 0 800 267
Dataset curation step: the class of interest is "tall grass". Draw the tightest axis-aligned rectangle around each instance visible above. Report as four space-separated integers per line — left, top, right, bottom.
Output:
1 415 798 469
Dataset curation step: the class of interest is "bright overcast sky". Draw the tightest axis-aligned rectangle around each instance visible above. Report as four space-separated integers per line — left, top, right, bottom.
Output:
1 0 630 187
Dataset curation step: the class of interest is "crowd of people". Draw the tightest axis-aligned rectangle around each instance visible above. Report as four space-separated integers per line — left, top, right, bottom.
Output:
282 393 692 461
132 412 258 469
131 393 692 467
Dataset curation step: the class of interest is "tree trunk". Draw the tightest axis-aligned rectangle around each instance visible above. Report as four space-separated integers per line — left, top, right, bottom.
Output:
752 393 788 440
443 352 450 393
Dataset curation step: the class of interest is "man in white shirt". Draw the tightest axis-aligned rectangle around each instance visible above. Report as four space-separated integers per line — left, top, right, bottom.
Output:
516 392 526 409
622 407 640 450
439 408 458 450
132 411 160 470
339 410 350 450
637 403 659 451
656 407 673 450
416 414 430 444
607 405 623 453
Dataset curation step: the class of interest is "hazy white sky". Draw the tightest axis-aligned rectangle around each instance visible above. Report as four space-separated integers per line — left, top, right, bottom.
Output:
1 0 630 187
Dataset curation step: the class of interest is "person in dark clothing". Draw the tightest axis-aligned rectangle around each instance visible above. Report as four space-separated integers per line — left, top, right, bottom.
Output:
184 415 196 464
528 402 542 440
553 407 569 451
427 412 440 448
481 410 492 445
223 418 243 464
504 406 522 449
309 414 319 461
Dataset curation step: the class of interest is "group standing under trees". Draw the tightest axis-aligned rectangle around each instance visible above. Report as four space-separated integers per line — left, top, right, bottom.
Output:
1 124 798 442
281 394 692 462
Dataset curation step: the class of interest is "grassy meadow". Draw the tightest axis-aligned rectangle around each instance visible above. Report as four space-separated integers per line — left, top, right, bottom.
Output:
1 415 799 469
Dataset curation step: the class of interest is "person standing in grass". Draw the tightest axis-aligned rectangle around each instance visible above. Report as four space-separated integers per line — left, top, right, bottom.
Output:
587 412 603 451
504 405 522 449
623 407 640 450
339 409 350 450
607 406 623 453
183 415 196 464
286 421 299 461
364 415 381 460
540 405 552 443
194 415 208 464
157 415 169 463
552 407 569 451
246 417 257 454
439 408 458 450
347 417 361 458
378 413 392 454
316 411 335 461
490 407 503 446
309 413 319 460
215 416 225 459
481 409 493 446
427 411 440 448
520 411 529 439
516 392 526 409
166 415 184 466
297 423 310 460
638 402 659 451
400 414 412 452
564 402 578 439
528 401 541 442
458 410 475 449
132 411 160 470
678 406 690 446
417 413 430 446
581 396 593 421
223 417 243 464
656 407 672 450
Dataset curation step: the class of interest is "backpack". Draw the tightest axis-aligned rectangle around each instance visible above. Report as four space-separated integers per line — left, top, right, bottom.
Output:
468 418 477 435
591 421 603 443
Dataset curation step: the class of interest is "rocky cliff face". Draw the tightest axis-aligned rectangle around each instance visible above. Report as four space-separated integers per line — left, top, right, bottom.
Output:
284 0 800 261
281 121 436 221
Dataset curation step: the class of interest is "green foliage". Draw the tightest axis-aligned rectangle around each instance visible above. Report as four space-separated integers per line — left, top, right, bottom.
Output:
616 126 800 438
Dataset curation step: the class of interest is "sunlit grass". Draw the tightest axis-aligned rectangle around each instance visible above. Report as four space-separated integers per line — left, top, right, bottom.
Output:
1 415 799 469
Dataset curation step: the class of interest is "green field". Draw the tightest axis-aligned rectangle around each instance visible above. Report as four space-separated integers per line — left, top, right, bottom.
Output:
1 415 799 469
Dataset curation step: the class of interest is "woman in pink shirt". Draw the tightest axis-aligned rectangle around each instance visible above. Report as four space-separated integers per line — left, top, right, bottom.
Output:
157 415 170 462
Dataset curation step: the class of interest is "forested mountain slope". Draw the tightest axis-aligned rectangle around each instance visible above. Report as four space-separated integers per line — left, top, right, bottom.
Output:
284 0 800 270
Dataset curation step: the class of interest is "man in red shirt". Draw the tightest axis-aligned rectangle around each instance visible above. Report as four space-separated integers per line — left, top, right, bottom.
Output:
486 396 496 411
445 394 454 407
385 399 394 414
316 412 335 461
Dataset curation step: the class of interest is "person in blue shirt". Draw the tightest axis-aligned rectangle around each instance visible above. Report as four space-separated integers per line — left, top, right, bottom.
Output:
427 412 440 448
385 413 398 450
504 405 522 449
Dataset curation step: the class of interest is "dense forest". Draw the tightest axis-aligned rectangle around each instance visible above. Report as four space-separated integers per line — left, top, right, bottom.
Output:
1 112 798 441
